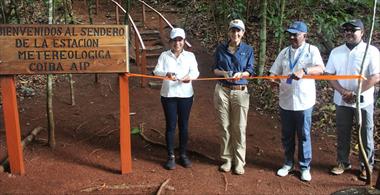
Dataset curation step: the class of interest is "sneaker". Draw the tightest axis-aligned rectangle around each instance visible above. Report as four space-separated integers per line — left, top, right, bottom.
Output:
277 165 293 177
164 156 176 170
330 163 351 175
234 166 245 175
179 155 192 168
301 169 312 182
359 168 372 180
219 162 231 172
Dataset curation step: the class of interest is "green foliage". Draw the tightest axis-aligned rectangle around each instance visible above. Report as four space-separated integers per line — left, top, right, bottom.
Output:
214 0 247 22
266 1 285 41
267 0 377 54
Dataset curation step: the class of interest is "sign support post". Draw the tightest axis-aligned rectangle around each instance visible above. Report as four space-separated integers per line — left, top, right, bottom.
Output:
119 73 132 174
0 76 25 175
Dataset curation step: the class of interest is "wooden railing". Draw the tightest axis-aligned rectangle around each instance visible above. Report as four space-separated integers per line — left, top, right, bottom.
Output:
111 0 147 87
137 0 192 48
112 0 192 87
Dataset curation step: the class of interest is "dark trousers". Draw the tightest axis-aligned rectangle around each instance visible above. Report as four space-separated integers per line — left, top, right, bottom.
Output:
161 96 193 157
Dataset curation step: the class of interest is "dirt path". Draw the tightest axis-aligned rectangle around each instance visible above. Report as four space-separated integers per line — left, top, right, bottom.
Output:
0 1 377 194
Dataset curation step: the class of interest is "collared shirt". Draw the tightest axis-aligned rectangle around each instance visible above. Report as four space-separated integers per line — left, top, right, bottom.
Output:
325 41 380 108
153 49 199 98
213 42 254 85
270 42 325 111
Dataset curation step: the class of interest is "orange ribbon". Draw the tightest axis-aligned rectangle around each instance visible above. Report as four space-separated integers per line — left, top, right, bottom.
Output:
127 73 365 81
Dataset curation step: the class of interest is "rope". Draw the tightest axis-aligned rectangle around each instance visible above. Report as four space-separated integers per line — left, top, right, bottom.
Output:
126 73 365 81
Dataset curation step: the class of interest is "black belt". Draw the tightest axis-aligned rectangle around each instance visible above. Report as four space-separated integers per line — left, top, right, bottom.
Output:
219 83 247 90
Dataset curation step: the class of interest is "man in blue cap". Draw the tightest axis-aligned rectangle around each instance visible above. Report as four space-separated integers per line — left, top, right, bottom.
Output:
326 19 380 180
269 21 325 182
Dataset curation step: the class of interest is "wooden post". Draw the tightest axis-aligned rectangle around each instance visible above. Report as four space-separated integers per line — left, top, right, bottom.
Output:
119 73 132 174
141 50 147 87
95 0 99 15
159 17 163 39
142 4 145 26
0 76 25 175
135 34 140 66
115 1 119 24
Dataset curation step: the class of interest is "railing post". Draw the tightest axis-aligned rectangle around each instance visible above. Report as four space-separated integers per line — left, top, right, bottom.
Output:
96 0 99 15
115 0 120 24
135 34 140 66
142 4 146 26
141 50 147 87
159 16 164 39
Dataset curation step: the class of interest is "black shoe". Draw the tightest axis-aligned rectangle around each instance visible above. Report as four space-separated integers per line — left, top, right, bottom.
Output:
179 155 192 168
164 156 176 170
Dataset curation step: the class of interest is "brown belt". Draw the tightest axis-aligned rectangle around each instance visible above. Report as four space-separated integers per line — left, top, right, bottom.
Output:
219 83 247 90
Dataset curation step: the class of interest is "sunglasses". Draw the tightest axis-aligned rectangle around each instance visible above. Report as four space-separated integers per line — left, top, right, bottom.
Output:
343 28 361 33
288 33 302 38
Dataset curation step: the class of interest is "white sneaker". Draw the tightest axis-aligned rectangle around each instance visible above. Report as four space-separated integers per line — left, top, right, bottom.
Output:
277 165 293 177
301 169 311 182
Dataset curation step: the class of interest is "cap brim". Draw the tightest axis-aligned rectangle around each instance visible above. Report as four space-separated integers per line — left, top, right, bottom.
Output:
229 25 245 31
286 29 301 33
170 35 185 39
342 23 362 29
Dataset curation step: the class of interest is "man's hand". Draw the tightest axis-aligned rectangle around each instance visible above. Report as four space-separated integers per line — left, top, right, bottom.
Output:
292 69 306 80
341 90 355 104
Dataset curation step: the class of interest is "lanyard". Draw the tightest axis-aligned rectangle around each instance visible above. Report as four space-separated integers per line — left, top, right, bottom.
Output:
288 44 306 71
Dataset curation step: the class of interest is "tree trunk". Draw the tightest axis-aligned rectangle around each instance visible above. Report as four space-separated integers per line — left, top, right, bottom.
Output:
210 1 219 40
63 0 76 106
86 0 99 83
0 127 43 172
277 0 285 54
257 0 267 77
0 0 6 24
47 0 56 149
360 0 378 187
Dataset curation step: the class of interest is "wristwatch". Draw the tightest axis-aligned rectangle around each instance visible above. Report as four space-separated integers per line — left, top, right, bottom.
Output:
302 68 308 75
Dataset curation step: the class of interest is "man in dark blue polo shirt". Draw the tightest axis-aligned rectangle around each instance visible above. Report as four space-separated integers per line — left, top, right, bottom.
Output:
213 19 254 175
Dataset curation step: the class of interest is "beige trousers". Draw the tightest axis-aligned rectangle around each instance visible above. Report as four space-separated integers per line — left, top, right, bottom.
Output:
214 83 249 168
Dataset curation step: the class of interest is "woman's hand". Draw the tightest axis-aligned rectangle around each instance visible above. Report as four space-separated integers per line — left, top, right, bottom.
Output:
166 72 177 81
180 75 191 83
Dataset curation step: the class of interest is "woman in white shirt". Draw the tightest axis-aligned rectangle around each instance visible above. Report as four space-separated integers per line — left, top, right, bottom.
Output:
153 28 199 170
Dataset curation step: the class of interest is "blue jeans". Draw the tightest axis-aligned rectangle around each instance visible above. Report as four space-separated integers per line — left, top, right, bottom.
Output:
280 107 313 170
161 96 193 157
336 104 374 168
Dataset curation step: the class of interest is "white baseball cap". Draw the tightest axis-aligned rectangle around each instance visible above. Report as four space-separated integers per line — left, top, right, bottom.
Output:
170 28 186 39
229 19 245 31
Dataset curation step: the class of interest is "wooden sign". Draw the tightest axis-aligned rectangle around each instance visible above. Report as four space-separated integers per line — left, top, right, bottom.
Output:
0 24 128 74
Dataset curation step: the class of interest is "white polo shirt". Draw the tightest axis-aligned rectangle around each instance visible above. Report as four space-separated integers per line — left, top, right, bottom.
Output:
325 41 380 108
153 50 199 98
270 42 325 111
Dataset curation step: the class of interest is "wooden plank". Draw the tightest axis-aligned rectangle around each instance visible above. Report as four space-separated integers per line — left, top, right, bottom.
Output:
0 76 25 175
0 24 128 74
119 73 132 174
